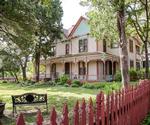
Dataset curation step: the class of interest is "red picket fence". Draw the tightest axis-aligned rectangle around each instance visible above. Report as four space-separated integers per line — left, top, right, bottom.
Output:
16 79 150 125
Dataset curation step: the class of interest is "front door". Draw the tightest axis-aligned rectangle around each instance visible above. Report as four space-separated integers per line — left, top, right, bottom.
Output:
65 63 70 75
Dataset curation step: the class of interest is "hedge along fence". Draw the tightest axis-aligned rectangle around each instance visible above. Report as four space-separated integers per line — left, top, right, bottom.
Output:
16 80 150 125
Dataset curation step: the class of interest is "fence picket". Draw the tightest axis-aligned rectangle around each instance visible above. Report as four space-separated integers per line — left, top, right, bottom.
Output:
88 97 94 125
73 101 79 125
50 107 57 125
16 113 25 125
36 109 43 125
15 80 150 125
81 98 86 125
61 103 69 125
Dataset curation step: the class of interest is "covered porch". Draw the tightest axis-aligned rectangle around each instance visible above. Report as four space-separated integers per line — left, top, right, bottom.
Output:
43 52 120 82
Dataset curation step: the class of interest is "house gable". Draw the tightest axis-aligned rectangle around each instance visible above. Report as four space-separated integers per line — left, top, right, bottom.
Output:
68 16 90 38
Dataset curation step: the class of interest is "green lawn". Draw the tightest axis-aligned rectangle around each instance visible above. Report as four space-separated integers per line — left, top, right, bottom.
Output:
0 81 136 125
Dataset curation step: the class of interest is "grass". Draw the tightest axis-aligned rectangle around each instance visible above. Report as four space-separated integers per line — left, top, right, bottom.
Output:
141 113 150 125
0 81 137 124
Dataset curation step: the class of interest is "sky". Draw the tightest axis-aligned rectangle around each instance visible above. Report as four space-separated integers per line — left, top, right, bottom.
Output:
61 0 88 29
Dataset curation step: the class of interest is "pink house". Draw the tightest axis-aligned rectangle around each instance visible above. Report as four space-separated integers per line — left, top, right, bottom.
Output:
42 16 142 82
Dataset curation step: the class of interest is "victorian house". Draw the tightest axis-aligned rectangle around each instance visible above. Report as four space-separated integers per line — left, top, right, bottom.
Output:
41 16 142 82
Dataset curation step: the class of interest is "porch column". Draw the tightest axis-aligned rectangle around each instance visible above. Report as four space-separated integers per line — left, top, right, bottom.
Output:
97 60 99 81
112 61 114 79
49 63 52 78
103 61 106 80
85 61 88 81
74 61 78 79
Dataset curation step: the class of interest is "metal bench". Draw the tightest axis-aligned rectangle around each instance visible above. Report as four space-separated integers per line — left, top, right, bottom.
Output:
12 93 48 115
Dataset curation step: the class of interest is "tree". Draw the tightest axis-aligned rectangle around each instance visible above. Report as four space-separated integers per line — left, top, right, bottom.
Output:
33 0 63 82
0 0 36 80
0 0 63 82
0 49 20 82
81 0 129 84
126 0 150 78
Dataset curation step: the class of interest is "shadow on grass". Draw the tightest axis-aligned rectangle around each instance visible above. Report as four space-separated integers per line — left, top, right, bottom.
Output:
0 115 15 125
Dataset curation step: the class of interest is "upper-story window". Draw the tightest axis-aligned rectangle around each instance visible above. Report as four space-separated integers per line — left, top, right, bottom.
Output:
129 40 133 53
65 44 69 55
51 46 56 56
79 39 88 53
136 45 140 55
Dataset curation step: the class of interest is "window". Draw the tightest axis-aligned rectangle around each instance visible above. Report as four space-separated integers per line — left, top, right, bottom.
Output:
143 61 146 68
129 40 133 53
65 44 69 55
136 61 140 69
51 46 56 56
136 45 140 54
130 60 134 68
79 39 88 53
79 62 86 75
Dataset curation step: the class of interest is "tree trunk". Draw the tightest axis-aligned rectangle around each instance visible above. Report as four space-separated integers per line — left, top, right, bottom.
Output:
22 66 27 81
14 73 19 82
35 44 41 82
20 56 28 81
144 0 149 79
117 3 129 85
2 68 4 80
144 41 149 78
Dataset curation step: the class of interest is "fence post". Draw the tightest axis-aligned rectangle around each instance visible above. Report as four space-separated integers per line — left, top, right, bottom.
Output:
81 98 86 125
16 113 25 125
50 107 57 125
36 109 43 125
73 100 79 125
88 97 94 125
111 92 115 125
96 93 101 125
106 94 110 125
61 103 69 125
100 92 105 125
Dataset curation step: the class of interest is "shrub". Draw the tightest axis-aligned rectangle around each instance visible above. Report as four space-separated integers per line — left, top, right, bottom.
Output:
2 80 7 83
64 83 70 87
58 75 69 85
136 68 145 79
129 68 138 81
82 83 106 89
72 80 81 86
114 70 121 81
67 80 72 85
45 81 56 86
71 83 80 87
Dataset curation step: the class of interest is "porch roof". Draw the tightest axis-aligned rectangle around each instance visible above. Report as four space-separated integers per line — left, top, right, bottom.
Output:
42 52 120 64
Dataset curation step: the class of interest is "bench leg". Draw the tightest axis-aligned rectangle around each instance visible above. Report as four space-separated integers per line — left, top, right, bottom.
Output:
46 103 48 113
13 106 17 116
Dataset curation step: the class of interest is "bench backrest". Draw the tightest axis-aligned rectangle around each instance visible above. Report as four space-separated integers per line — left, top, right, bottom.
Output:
12 93 47 105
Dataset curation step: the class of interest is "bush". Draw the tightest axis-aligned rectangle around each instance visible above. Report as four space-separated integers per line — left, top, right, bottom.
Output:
2 80 7 83
71 83 80 87
64 83 70 87
58 75 69 85
137 68 145 79
82 83 106 89
45 81 56 86
67 80 72 85
72 80 81 86
114 70 121 81
129 68 138 81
